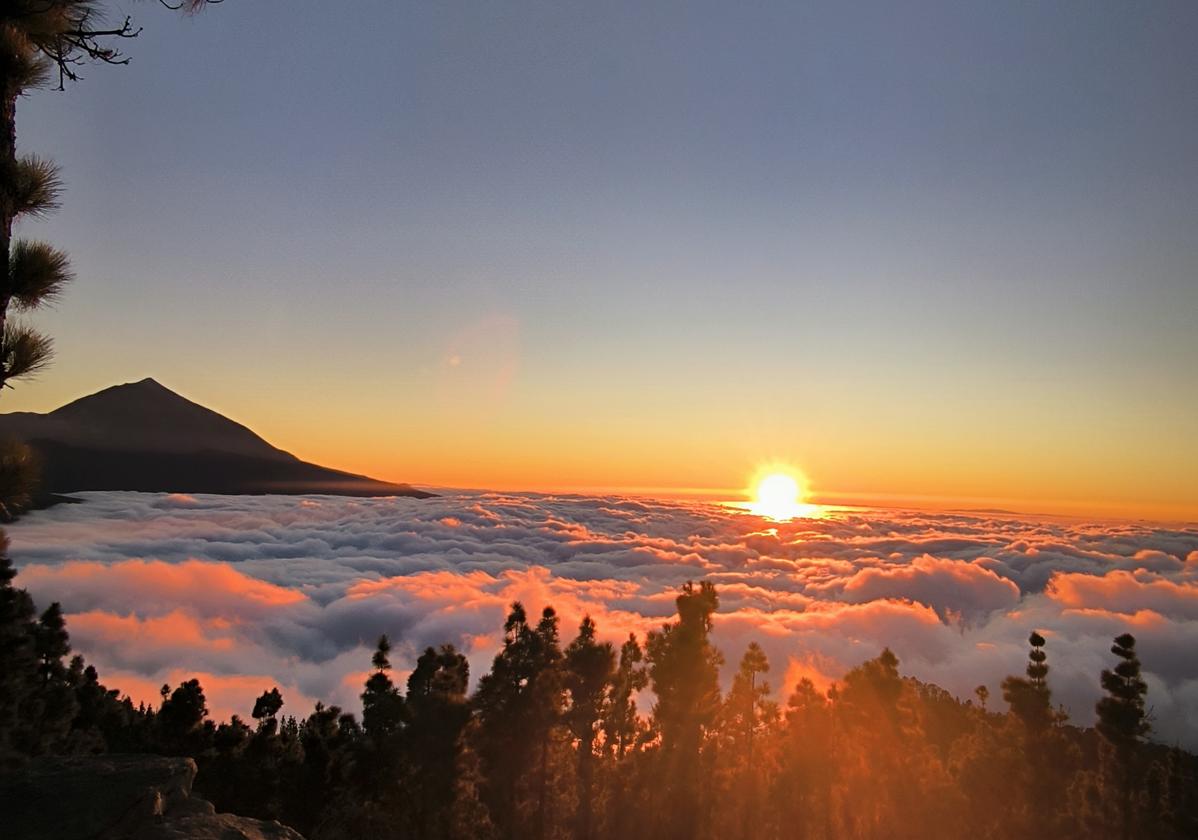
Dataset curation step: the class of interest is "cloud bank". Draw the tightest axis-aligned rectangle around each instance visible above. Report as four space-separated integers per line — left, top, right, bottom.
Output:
8 492 1198 744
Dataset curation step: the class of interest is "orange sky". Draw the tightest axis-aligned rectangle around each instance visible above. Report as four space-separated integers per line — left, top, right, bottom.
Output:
5 364 1195 523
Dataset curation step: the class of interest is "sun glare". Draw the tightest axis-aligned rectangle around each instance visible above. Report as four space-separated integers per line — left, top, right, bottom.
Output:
749 469 813 520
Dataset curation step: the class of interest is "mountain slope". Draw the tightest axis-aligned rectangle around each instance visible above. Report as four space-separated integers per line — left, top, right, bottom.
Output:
0 379 432 498
0 378 294 460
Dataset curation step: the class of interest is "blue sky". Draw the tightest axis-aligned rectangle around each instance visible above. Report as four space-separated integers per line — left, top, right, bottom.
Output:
8 0 1198 514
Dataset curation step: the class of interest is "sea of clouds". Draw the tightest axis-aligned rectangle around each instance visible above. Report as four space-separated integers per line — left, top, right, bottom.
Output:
6 491 1198 745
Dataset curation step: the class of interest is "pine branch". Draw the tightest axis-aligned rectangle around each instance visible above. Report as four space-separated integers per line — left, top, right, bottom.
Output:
9 155 62 218
0 322 54 383
8 239 74 308
15 1 224 90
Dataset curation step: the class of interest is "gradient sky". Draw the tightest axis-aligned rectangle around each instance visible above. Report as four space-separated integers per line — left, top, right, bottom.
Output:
7 0 1198 518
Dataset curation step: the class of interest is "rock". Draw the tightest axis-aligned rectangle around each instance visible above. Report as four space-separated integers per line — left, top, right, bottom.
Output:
130 810 304 840
0 754 305 840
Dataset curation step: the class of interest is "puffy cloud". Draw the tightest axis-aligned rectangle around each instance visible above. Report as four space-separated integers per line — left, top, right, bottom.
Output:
1046 570 1198 620
834 554 1020 621
6 491 1198 745
17 558 307 617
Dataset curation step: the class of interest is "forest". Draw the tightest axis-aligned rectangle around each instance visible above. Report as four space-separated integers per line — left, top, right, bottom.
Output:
1 539 1194 840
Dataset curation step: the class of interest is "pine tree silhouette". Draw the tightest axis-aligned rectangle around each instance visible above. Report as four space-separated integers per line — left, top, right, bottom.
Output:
1095 633 1150 840
647 580 723 840
1002 631 1068 833
406 644 473 839
563 616 616 840
474 603 564 840
723 642 774 840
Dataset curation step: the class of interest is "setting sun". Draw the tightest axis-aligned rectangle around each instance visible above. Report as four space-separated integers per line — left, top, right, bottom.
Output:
749 469 812 520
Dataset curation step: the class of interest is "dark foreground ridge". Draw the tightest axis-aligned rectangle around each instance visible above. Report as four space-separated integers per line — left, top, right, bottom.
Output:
0 754 305 839
0 378 432 499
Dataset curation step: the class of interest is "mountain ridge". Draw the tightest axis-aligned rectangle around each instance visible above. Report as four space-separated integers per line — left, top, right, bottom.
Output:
0 378 297 461
0 379 432 499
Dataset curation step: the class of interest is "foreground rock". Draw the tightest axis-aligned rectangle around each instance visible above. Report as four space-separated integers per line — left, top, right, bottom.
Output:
0 754 305 840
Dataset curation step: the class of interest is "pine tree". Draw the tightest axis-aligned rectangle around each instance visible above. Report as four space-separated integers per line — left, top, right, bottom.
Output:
1095 633 1150 840
0 540 38 763
836 648 911 834
408 644 470 702
204 714 252 816
774 677 835 840
406 644 472 840
0 439 39 521
974 684 989 711
646 580 723 840
0 145 66 388
722 642 775 840
354 632 408 832
530 606 565 840
27 601 77 752
601 632 648 840
841 647 903 722
242 687 296 820
603 633 647 760
285 701 365 837
1095 634 1150 751
473 602 565 840
563 616 616 840
67 658 118 752
158 677 211 755
1002 631 1056 735
1002 631 1068 833
252 687 284 733
361 634 405 739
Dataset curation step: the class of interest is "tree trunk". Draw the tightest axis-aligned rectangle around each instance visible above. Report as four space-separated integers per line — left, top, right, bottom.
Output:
575 732 594 840
742 674 757 840
0 82 18 391
744 720 755 840
535 729 549 840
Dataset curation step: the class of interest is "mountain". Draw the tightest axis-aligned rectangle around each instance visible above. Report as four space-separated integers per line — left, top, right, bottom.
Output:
0 378 433 499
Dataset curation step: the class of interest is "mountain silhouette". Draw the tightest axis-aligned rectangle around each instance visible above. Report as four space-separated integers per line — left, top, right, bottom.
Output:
0 378 432 498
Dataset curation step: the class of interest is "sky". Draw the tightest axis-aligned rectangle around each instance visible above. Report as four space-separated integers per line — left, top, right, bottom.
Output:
6 0 1198 518
10 491 1198 745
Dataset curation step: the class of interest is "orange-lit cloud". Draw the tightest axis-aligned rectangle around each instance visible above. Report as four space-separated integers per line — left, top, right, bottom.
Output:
8 490 1198 744
1046 570 1198 619
836 554 1021 621
17 558 305 617
99 668 320 725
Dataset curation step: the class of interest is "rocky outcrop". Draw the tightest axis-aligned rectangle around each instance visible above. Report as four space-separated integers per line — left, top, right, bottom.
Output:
0 754 305 840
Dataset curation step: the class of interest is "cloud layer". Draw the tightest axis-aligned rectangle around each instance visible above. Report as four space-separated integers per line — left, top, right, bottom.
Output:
8 492 1198 744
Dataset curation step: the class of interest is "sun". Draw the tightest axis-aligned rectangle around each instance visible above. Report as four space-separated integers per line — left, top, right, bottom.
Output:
749 468 812 520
